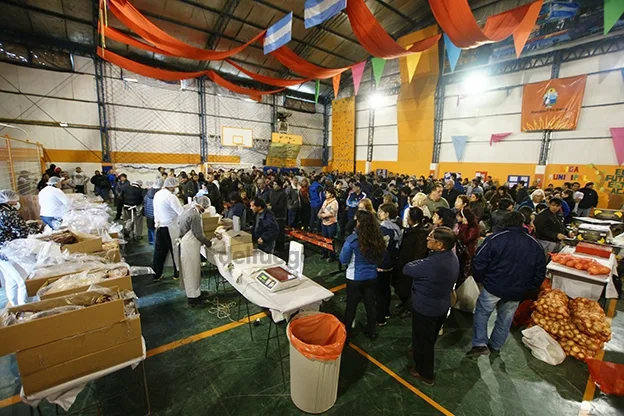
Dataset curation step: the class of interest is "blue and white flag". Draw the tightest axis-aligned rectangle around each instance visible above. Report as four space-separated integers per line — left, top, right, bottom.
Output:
264 12 293 54
304 0 347 29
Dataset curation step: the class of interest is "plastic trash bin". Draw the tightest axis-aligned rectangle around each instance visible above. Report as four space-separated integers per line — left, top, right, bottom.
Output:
287 312 347 414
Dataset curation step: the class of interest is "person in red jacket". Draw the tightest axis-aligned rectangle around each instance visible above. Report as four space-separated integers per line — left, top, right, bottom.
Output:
456 207 480 288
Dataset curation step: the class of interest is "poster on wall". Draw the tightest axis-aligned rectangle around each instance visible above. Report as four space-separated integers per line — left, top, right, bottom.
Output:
475 171 488 179
376 169 388 178
521 75 587 132
508 175 530 187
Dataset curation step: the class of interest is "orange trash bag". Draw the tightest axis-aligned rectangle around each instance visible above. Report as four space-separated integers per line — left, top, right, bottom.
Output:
288 313 347 361
586 359 624 396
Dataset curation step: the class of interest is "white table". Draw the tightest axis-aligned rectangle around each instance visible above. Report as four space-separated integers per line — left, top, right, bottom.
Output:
21 338 148 413
202 248 334 323
547 246 619 301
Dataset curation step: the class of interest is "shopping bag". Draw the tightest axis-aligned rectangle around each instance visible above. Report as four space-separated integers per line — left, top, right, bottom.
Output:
453 276 479 313
521 326 566 366
586 359 624 396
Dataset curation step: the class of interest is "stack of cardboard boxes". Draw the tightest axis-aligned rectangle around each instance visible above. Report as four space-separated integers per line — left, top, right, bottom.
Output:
223 230 253 260
1 229 143 396
202 214 220 240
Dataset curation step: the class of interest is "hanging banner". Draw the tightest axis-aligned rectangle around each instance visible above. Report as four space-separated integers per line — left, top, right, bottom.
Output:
371 58 386 89
332 73 341 97
443 34 462 73
521 75 587 131
451 136 468 160
351 62 366 96
610 127 624 165
315 80 320 104
604 0 624 35
405 50 422 83
490 132 512 146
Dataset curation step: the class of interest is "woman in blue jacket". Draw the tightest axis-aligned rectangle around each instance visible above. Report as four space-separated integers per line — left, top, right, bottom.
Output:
340 210 386 340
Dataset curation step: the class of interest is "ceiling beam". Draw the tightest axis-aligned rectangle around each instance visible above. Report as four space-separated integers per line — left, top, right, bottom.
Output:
176 0 352 63
252 0 359 45
0 0 92 26
374 0 416 27
205 0 241 50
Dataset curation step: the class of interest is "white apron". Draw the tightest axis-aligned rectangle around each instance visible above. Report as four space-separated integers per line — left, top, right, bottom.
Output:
0 260 29 305
179 230 202 299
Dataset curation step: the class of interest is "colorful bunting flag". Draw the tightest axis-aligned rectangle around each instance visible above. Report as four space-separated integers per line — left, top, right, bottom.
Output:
371 57 386 89
451 136 468 161
443 34 461 73
304 0 347 29
604 0 624 35
405 48 422 83
264 12 293 54
610 127 624 165
332 73 341 97
351 61 366 96
315 79 320 104
490 132 512 146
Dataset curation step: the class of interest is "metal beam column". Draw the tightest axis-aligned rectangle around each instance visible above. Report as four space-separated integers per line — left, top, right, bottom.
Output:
198 78 207 163
433 43 446 163
94 58 111 163
538 51 562 166
322 100 330 166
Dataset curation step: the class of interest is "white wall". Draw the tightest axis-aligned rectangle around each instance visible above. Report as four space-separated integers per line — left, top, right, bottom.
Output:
355 94 399 163
440 52 624 166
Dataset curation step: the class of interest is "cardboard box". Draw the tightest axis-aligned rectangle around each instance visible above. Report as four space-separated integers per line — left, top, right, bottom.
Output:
63 230 103 254
0 290 125 357
38 275 133 300
228 242 253 260
223 230 252 246
26 265 93 296
93 247 122 263
17 317 142 376
20 337 144 396
202 214 219 233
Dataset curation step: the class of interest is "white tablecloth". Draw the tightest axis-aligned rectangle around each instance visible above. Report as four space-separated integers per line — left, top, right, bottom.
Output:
202 248 334 322
547 246 618 300
21 337 146 411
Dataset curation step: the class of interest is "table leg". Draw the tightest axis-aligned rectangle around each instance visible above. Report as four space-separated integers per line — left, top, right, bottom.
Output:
245 297 254 341
265 319 273 358
274 322 286 391
141 360 152 416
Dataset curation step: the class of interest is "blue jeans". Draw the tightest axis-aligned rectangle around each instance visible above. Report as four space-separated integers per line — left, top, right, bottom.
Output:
472 288 520 351
40 216 60 230
310 206 321 233
321 223 337 258
287 209 298 228
97 187 110 202
259 240 276 254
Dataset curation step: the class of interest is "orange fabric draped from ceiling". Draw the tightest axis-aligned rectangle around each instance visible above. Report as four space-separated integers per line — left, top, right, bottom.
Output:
104 26 310 88
428 0 543 56
270 46 355 79
346 0 441 59
107 0 264 61
96 48 284 100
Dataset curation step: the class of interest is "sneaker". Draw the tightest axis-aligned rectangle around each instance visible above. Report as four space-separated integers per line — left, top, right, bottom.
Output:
153 275 164 282
438 327 444 336
487 344 500 355
408 367 434 386
385 315 391 320
172 275 179 281
376 321 387 327
466 346 491 358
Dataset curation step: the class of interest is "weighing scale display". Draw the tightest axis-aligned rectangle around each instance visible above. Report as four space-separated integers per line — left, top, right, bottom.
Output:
255 267 301 292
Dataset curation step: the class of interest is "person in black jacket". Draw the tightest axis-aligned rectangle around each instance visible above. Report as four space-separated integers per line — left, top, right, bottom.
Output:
116 181 145 240
467 212 546 357
205 173 224 214
394 207 431 315
489 198 514 234
442 180 460 208
534 198 567 255
577 182 599 217
514 181 528 206
250 197 279 253
178 175 197 203
376 203 402 326
269 179 287 252
91 170 111 201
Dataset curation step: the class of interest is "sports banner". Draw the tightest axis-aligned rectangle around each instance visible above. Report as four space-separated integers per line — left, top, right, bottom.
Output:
521 75 587 131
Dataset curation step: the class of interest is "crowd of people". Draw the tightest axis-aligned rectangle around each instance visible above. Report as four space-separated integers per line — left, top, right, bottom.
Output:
3 164 605 385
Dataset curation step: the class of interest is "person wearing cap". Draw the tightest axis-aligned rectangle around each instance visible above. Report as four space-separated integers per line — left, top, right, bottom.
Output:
577 182 599 217
116 180 145 240
153 177 184 282
38 176 70 229
177 195 213 307
0 189 44 305
144 179 162 245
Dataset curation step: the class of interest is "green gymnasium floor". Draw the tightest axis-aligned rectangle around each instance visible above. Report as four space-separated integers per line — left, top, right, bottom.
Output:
0 240 622 416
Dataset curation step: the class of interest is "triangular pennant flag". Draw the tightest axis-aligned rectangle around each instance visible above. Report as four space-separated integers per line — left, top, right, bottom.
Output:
443 34 461 73
332 73 341 98
604 0 624 35
371 57 386 89
405 51 422 83
314 79 320 104
451 136 468 161
610 127 624 165
351 61 366 96
490 132 512 146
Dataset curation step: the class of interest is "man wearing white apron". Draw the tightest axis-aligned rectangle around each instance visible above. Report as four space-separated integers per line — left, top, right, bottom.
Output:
153 177 184 282
178 196 213 307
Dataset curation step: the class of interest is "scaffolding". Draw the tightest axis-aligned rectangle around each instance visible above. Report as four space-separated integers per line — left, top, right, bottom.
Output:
0 135 45 195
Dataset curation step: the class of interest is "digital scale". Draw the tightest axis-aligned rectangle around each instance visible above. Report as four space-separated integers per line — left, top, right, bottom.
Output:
255 266 301 293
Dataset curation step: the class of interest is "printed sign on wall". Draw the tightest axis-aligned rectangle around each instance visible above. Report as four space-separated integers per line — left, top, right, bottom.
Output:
521 75 587 131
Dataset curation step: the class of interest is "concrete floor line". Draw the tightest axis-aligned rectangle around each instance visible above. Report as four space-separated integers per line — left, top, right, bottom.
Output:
578 298 618 415
348 342 455 416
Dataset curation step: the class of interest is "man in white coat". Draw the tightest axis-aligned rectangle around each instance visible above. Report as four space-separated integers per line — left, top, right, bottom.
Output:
178 196 213 307
153 177 184 282
38 176 70 229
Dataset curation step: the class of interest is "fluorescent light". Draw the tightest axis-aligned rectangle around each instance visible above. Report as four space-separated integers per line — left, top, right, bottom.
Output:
369 92 383 108
59 122 68 127
462 71 488 95
244 98 256 102
123 78 138 83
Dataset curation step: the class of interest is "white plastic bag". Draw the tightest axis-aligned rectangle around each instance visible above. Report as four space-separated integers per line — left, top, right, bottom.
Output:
521 326 566 366
453 276 480 313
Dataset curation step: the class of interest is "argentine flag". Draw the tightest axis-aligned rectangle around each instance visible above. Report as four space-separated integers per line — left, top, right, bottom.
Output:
305 0 347 29
264 12 293 54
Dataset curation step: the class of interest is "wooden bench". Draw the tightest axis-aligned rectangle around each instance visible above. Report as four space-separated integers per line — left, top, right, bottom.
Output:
285 228 344 273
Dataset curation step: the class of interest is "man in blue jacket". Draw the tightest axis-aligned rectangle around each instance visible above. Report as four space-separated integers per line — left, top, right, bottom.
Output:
346 182 366 222
467 212 547 358
250 197 279 254
308 175 324 233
